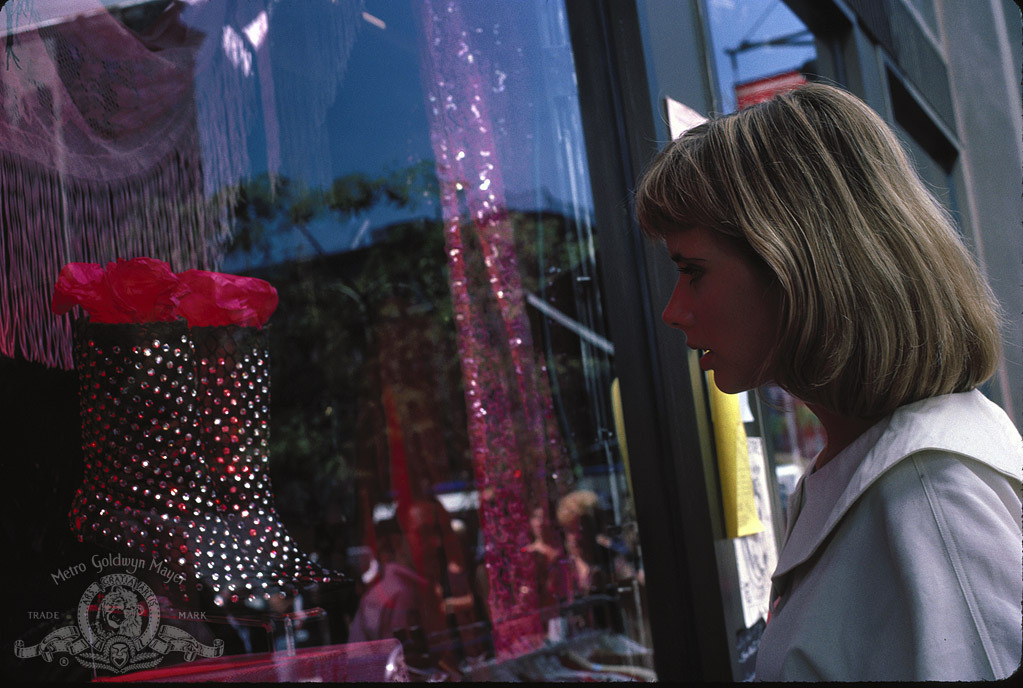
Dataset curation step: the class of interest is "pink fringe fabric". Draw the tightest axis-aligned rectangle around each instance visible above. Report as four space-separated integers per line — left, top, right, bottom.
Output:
0 142 224 369
0 0 367 369
0 2 232 369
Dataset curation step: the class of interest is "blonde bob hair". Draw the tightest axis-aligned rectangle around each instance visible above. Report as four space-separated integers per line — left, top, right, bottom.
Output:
635 83 1001 418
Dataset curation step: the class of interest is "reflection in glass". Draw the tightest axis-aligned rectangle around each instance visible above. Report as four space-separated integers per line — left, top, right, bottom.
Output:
2 0 655 679
758 384 826 519
704 0 818 113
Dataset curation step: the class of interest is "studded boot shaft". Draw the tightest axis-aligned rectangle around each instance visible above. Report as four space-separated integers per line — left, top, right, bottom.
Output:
69 321 213 559
192 325 338 588
68 320 300 607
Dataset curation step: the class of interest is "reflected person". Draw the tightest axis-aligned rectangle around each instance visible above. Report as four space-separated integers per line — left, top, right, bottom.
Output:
347 517 446 645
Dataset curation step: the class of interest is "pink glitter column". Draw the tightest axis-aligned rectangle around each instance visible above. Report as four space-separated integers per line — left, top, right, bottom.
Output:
415 0 569 659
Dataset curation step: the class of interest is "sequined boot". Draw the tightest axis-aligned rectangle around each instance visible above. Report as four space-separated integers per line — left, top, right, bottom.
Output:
191 325 341 593
67 320 294 607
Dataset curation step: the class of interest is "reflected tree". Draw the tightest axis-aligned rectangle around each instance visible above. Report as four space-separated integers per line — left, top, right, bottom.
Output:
218 164 609 577
219 163 454 570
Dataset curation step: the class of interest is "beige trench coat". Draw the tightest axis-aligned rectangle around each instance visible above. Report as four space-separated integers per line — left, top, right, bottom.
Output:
755 390 1023 681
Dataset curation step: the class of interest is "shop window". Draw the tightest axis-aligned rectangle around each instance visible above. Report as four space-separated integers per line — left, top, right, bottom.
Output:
2 0 654 681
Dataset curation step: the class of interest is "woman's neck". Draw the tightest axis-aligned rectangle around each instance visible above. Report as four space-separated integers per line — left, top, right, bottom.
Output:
805 403 882 470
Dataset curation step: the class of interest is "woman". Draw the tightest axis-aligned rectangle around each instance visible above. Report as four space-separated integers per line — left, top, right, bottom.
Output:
634 83 1022 681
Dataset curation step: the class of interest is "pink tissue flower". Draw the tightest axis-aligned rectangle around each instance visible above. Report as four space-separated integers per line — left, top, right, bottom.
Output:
52 258 178 323
53 258 278 327
174 270 278 327
103 257 180 322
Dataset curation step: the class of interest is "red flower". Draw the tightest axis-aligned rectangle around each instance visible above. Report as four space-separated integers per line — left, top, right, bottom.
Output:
51 262 124 323
52 262 104 316
102 257 180 322
52 259 278 326
52 258 180 323
174 270 278 327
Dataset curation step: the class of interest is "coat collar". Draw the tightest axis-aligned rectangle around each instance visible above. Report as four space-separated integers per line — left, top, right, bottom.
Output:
773 390 1023 580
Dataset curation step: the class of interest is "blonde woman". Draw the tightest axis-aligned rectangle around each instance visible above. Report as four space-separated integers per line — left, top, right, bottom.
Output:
635 83 1022 681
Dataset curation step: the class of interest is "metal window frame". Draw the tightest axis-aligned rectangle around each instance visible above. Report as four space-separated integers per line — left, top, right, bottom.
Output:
564 0 735 680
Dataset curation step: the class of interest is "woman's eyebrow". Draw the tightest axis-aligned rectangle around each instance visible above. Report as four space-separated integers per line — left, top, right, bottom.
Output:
670 253 706 263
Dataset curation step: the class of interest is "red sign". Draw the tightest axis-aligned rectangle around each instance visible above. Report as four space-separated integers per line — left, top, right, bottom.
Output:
735 70 807 110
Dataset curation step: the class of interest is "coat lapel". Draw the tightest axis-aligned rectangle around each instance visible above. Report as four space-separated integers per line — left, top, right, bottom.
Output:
772 390 1022 583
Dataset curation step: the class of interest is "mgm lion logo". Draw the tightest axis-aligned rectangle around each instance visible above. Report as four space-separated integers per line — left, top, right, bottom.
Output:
15 572 223 675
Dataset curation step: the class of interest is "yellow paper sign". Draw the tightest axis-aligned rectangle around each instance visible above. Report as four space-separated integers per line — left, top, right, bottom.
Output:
610 378 635 499
707 371 764 539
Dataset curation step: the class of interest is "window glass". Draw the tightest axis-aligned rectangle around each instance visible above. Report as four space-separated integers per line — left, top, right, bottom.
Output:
704 0 820 114
2 0 654 681
887 71 960 224
893 120 958 221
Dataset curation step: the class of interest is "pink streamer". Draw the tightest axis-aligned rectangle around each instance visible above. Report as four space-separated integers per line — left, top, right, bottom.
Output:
416 0 571 659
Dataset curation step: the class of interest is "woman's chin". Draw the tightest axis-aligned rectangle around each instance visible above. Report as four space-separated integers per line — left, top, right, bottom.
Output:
713 380 746 395
710 370 763 395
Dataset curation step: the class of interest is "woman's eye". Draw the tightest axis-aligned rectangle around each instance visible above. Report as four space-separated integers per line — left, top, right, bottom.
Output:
677 265 702 284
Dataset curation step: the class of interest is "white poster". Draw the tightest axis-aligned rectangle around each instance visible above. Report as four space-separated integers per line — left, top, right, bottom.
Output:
665 96 706 139
733 436 778 627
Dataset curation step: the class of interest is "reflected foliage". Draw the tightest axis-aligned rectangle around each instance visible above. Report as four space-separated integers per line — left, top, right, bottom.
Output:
221 164 614 576
222 161 440 263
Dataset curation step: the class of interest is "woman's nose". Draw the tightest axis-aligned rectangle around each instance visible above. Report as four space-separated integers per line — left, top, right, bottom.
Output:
662 283 694 329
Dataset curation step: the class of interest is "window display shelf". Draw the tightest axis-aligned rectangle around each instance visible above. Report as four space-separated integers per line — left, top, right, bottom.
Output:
94 638 407 683
467 629 655 682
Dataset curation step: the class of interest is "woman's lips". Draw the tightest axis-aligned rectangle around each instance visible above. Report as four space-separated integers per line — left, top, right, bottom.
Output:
687 342 714 370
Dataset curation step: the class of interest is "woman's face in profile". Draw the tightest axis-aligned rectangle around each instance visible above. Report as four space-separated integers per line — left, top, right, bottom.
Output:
661 226 782 394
